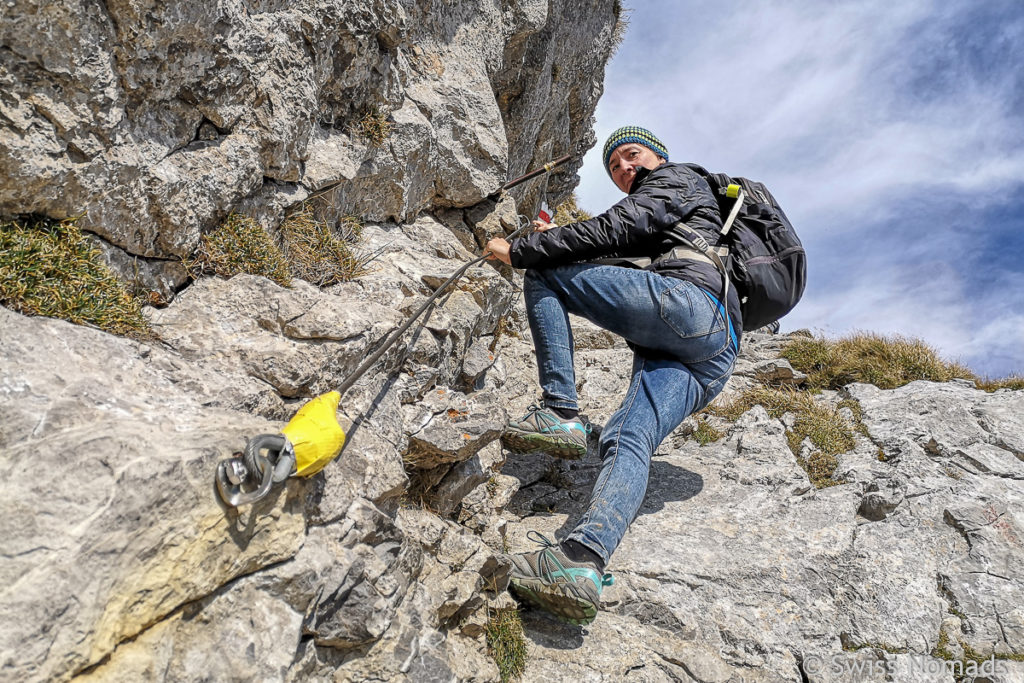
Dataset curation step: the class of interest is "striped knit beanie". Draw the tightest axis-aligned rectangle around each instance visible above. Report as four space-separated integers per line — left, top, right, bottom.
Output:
602 126 669 177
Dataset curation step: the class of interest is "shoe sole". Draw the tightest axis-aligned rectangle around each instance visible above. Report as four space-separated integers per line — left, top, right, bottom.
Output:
508 578 598 626
501 431 587 459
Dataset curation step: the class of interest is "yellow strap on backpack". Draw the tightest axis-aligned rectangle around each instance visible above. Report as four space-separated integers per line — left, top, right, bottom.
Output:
280 391 346 477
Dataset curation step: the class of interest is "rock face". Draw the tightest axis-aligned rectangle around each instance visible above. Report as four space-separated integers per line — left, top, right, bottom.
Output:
0 0 615 265
502 330 1024 682
4 1 1024 682
1 1 622 680
5 294 1024 682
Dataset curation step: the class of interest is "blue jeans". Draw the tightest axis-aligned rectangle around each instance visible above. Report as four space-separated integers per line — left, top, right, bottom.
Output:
523 263 737 565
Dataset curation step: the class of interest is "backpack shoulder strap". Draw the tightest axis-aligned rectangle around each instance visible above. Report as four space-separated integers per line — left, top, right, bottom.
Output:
665 223 732 321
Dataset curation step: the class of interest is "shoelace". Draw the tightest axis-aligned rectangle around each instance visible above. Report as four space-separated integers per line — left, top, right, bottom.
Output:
522 405 593 434
526 531 613 603
523 404 560 430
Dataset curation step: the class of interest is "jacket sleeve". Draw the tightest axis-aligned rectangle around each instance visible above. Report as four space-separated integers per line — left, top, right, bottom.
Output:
508 164 712 270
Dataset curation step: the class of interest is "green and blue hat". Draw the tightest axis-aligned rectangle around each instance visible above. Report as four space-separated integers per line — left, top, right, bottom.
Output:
602 126 669 177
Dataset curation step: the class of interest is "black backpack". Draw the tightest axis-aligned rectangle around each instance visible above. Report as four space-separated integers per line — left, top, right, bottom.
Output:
682 164 806 332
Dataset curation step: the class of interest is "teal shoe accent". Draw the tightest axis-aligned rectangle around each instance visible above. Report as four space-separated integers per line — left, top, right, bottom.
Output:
502 531 611 626
501 405 592 459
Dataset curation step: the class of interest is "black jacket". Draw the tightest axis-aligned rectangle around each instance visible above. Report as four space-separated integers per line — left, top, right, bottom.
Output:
509 162 743 333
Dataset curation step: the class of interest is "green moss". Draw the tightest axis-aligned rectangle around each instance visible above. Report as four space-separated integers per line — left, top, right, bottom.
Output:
930 622 1024 683
692 417 725 445
0 216 151 337
185 213 291 286
485 606 527 681
931 629 955 660
281 206 369 286
844 641 908 655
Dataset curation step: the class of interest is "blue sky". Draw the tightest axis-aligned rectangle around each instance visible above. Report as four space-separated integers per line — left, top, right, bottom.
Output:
574 1 1024 377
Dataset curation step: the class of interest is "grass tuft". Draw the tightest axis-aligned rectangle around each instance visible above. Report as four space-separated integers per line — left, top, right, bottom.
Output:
356 106 393 148
692 417 725 445
184 213 292 286
709 386 852 488
281 206 370 286
0 216 151 337
782 331 1021 393
781 332 974 391
609 1 631 57
485 606 527 682
552 194 592 226
975 375 1024 392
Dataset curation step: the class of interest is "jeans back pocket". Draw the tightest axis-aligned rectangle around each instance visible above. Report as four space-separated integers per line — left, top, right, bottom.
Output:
659 281 726 340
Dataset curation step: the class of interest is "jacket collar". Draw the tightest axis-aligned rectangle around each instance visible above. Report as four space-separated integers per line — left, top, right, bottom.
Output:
627 163 668 194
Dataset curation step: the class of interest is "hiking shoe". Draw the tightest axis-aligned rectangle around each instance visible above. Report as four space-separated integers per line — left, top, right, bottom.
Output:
501 404 591 459
504 531 613 626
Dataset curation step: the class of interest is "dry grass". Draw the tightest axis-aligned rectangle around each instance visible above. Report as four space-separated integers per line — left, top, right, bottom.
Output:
0 216 151 337
609 1 631 57
356 107 393 147
709 386 852 488
703 330 1020 484
485 606 527 681
781 332 974 390
281 205 370 286
975 375 1024 392
552 194 592 226
184 213 292 286
782 332 1021 393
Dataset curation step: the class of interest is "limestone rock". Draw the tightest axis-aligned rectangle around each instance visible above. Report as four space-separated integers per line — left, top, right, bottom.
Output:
305 376 411 525
403 387 506 470
857 477 906 521
426 440 505 517
6 0 1024 678
74 578 304 683
0 308 305 681
752 357 808 385
460 336 498 390
148 274 404 399
0 0 617 262
302 503 422 650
